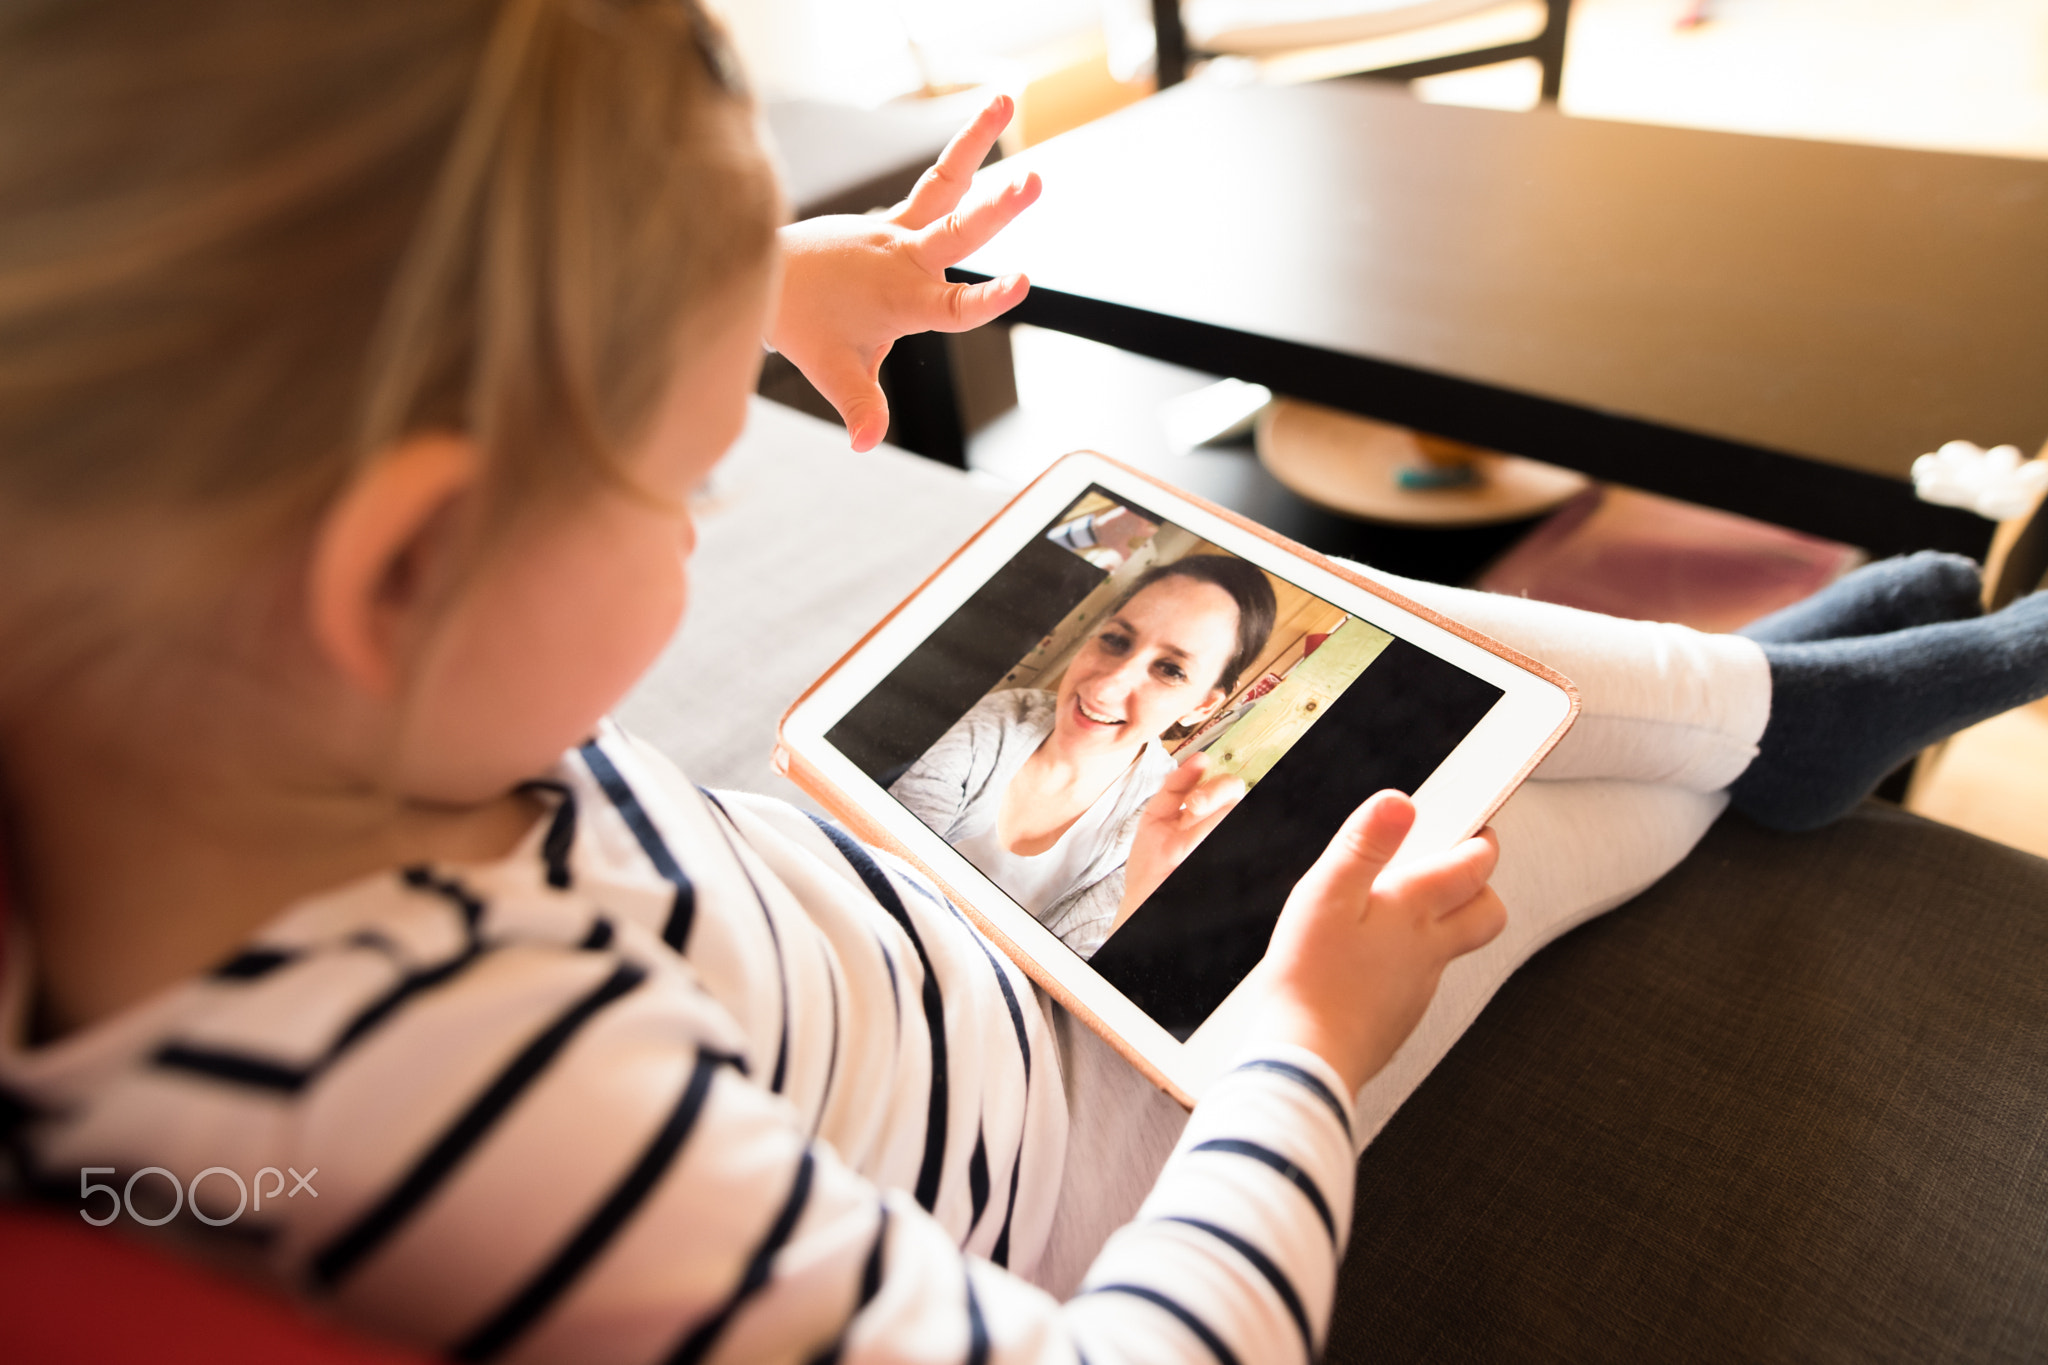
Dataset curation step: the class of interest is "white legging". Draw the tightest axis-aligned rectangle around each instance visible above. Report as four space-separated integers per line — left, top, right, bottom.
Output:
1035 569 1773 1295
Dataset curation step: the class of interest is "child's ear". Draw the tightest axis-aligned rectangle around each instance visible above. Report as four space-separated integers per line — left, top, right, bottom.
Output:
307 434 482 698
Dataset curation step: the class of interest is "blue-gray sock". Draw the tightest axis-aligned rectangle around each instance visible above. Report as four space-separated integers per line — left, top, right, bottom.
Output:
1739 551 1981 644
1731 590 2048 831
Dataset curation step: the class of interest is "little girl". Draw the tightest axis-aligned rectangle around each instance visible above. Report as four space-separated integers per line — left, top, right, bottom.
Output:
3 3 2045 1364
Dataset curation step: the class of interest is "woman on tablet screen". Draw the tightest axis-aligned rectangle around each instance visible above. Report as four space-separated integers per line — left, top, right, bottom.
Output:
890 556 1277 958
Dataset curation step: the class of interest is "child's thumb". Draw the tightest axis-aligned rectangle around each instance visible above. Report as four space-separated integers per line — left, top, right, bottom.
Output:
794 351 892 454
1299 790 1414 901
813 365 891 452
839 392 891 453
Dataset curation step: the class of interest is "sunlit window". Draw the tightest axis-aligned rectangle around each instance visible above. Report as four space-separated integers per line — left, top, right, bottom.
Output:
708 0 1106 106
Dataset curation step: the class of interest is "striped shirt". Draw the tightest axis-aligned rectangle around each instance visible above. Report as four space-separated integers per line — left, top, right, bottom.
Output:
0 722 1358 1365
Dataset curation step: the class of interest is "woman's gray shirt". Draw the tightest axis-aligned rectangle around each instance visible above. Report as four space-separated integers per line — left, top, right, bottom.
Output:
888 689 1179 958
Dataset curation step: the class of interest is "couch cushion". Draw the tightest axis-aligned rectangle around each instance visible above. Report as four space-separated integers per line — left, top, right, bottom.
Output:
1329 802 2048 1362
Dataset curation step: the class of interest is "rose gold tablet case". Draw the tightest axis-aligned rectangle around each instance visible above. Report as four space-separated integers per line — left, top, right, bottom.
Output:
775 451 1580 1107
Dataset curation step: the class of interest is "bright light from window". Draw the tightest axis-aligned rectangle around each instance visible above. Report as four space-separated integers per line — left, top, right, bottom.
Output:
707 0 1103 106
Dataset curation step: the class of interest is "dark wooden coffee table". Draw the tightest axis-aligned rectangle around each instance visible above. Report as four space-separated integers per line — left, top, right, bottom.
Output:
956 80 2048 603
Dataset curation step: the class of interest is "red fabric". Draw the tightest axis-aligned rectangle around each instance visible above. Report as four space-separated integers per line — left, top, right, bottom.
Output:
0 845 421 1362
0 793 421 1360
0 1204 425 1363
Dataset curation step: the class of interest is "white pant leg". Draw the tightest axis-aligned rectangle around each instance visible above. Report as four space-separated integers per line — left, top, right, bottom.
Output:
1351 776 1727 1147
1329 567 1774 1143
1348 565 1773 791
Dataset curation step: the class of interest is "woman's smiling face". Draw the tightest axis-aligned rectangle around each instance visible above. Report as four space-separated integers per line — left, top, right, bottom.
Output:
1051 573 1239 758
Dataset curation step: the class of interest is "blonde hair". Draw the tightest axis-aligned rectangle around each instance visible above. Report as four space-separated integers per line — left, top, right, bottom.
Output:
0 0 780 517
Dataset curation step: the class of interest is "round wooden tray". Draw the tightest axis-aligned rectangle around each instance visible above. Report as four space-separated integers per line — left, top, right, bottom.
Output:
1255 398 1589 527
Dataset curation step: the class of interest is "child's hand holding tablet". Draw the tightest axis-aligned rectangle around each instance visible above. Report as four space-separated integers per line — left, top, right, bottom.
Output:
779 452 1578 1104
1252 789 1507 1094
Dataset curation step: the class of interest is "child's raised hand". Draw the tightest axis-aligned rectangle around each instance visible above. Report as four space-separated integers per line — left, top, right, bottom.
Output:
1245 790 1507 1094
769 94 1042 452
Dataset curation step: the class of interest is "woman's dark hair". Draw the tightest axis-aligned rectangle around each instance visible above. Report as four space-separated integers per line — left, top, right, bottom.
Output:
1118 554 1277 696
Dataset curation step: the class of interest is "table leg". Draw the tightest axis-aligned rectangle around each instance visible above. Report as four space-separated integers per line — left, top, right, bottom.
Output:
880 331 969 468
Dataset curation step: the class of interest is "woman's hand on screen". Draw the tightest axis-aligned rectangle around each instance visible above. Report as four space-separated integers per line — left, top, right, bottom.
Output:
1248 790 1506 1094
768 94 1041 452
1117 753 1248 927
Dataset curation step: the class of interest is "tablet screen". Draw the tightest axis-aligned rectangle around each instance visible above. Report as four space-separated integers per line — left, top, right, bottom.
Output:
826 486 1503 1039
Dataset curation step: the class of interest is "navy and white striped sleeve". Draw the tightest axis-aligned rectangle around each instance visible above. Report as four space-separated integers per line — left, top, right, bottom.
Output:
819 1053 1357 1365
524 1048 1363 1365
265 948 1355 1365
12 738 1363 1365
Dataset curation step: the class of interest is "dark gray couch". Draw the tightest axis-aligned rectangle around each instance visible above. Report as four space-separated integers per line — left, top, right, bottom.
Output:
1332 802 2048 1362
635 399 2048 1362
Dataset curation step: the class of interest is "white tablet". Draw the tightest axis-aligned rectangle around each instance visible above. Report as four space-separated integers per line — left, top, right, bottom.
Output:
776 452 1577 1105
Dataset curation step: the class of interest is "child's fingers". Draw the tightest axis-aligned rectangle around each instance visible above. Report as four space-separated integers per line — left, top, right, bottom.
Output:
913 172 1042 274
1436 885 1508 957
894 94 1016 230
1383 833 1500 921
930 274 1030 335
